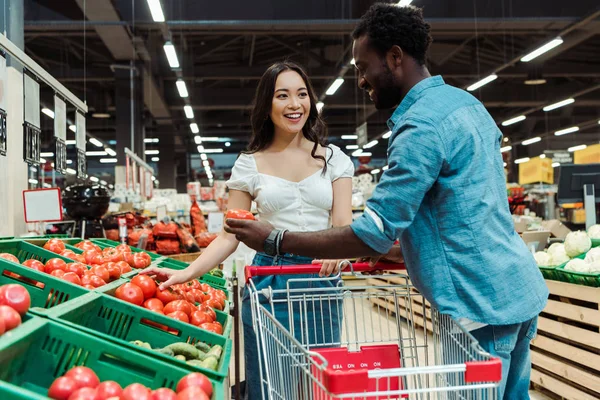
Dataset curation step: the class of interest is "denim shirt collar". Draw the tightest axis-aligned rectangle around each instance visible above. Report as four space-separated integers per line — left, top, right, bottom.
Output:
387 75 445 131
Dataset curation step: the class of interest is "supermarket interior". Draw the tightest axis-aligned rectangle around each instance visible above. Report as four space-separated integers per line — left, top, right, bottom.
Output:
0 0 599 399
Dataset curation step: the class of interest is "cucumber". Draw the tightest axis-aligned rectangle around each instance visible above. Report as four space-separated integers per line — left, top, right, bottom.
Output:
186 359 205 368
207 345 223 360
165 343 201 360
194 342 211 353
174 355 186 362
155 347 174 357
200 356 219 371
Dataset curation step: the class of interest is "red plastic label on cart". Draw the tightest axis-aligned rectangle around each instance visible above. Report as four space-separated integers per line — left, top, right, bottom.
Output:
311 344 405 399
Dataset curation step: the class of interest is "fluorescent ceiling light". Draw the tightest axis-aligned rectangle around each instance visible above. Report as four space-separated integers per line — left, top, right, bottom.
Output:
371 169 381 174
150 177 155 182
151 157 160 162
194 135 202 144
67 160 73 164
568 144 587 152
316 102 324 112
69 125 76 132
42 108 54 119
467 74 498 92
41 152 54 157
521 38 563 62
540 154 546 159
501 115 526 126
146 0 165 22
105 148 117 156
203 149 224 154
554 126 579 136
92 113 110 119
350 58 355 65
89 176 99 182
184 105 194 119
522 137 541 146
203 160 210 167
176 80 189 98
190 123 199 134
360 152 372 156
39 158 46 164
504 137 509 142
364 140 378 149
145 150 159 155
382 131 392 139
86 151 107 156
342 135 357 140
382 165 389 171
200 153 208 161
543 98 574 112
524 79 547 85
225 142 231 147
144 138 159 143
200 137 223 141
43 183 51 188
163 41 179 68
89 138 103 148
397 0 413 5
65 140 76 145
99 158 118 163
66 168 76 175
515 157 530 164
28 179 38 184
100 180 108 185
500 146 512 153
109 184 114 189
352 149 362 157
346 145 359 150
197 145 204 152
552 162 560 168
326 78 344 95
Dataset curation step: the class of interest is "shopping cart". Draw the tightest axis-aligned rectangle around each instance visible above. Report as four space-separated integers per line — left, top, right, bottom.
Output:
245 261 502 399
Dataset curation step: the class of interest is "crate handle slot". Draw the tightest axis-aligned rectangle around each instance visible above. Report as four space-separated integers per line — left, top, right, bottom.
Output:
98 353 157 380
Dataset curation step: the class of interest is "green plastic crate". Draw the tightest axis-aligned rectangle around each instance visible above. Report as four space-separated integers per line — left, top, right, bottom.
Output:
0 317 223 399
592 239 600 248
555 266 600 287
537 265 559 281
44 292 231 381
0 239 77 265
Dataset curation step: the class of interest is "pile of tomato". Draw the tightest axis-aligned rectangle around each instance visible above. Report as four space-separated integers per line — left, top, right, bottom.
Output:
48 366 212 400
114 276 226 335
0 283 30 336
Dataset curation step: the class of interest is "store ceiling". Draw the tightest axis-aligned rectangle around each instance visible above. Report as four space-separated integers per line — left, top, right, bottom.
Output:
24 0 600 162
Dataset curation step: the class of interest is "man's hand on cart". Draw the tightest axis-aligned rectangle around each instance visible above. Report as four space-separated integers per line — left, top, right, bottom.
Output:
225 218 273 251
357 245 404 273
311 259 347 277
138 266 191 290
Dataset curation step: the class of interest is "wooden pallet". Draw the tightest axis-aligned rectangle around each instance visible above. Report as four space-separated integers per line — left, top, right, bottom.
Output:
530 280 600 399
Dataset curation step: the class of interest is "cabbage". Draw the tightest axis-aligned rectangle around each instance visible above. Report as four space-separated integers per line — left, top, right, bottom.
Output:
584 247 600 263
587 224 600 239
534 252 552 266
564 258 590 273
547 245 570 266
547 243 565 258
564 231 591 257
588 260 600 274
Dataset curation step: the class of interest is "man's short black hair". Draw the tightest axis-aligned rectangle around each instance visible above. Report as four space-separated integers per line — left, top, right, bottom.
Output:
352 3 432 65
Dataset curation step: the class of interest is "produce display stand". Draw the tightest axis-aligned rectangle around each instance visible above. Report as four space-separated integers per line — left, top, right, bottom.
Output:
0 316 224 399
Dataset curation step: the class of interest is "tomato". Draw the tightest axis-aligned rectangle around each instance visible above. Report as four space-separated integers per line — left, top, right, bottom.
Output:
131 275 157 300
196 304 216 321
48 376 79 400
190 310 212 326
143 298 164 312
0 253 19 263
116 244 131 253
123 252 136 267
115 261 132 274
156 288 181 304
183 292 196 304
0 284 30 315
226 209 255 221
105 263 121 281
75 240 101 253
65 366 100 389
62 272 82 286
43 238 66 253
115 283 144 306
74 254 86 264
22 259 45 273
0 305 21 331
133 253 152 269
0 316 4 335
176 372 213 396
164 300 193 316
66 387 97 400
65 263 87 278
51 270 66 278
80 275 92 286
89 275 107 288
199 322 223 335
120 384 152 400
203 298 224 311
176 386 209 400
187 289 206 303
94 381 122 399
151 387 177 400
90 265 109 282
212 289 226 299
199 283 212 293
167 310 189 324
45 258 67 274
101 248 122 263
83 250 103 265
60 250 77 260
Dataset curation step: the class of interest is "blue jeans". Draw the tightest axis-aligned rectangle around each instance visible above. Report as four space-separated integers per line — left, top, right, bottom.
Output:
470 317 538 399
241 253 342 400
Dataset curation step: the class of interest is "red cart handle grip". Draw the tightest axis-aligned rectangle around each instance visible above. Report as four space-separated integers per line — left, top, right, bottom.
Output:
245 261 405 283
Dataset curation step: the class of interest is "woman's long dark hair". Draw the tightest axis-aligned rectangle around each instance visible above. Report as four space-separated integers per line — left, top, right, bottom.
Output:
246 61 331 173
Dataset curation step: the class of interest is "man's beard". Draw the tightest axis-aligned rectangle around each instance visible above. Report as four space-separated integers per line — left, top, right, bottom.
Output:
373 67 403 110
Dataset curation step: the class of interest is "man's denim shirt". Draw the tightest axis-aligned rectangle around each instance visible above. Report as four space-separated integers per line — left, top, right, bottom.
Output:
351 76 548 325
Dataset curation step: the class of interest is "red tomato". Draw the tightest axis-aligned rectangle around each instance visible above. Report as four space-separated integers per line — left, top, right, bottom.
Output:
62 272 82 286
51 270 66 278
48 376 79 400
83 285 95 290
60 250 77 260
66 387 97 400
176 386 209 400
116 244 131 253
156 288 181 304
183 292 196 304
94 381 122 399
22 259 45 273
83 251 103 265
115 261 132 274
105 263 122 281
64 366 100 389
167 310 189 324
0 316 4 335
90 265 109 282
199 322 223 335
131 275 157 300
75 240 101 253
0 253 19 263
123 252 135 267
204 298 224 311
226 209 255 221
65 263 87 278
89 275 107 288
120 384 152 400
45 258 67 274
0 284 30 315
199 283 212 293
115 283 144 305
151 387 177 400
143 298 164 312
80 275 92 286
164 300 193 317
187 289 206 303
44 238 66 254
190 310 212 326
176 372 213 396
0 305 21 331
133 253 151 269
74 254 86 263
196 304 216 321
102 248 123 263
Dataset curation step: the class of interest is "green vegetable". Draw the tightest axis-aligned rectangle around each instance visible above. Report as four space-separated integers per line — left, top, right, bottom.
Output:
207 345 223 360
200 356 219 371
155 347 174 357
166 343 200 360
130 340 152 350
209 269 224 278
174 355 186 362
194 342 211 353
186 359 205 368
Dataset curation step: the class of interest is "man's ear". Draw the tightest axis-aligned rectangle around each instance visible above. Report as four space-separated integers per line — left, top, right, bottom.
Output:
386 45 403 71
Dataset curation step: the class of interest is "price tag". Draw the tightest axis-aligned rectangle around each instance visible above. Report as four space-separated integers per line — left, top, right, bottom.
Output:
208 212 224 233
23 188 63 223
118 217 127 243
23 123 41 165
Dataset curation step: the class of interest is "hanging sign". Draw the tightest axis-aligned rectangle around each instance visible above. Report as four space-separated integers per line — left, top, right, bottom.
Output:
145 170 153 199
54 96 67 173
23 74 41 164
75 112 86 178
356 122 368 147
0 53 6 156
574 144 600 165
22 188 63 223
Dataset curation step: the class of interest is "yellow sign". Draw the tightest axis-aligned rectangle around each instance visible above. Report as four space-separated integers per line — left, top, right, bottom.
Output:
574 143 600 164
518 156 554 185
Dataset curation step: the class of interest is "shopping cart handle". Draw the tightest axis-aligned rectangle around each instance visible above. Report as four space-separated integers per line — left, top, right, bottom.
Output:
245 261 405 283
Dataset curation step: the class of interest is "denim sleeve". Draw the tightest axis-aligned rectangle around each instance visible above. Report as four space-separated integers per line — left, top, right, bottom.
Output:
351 119 445 254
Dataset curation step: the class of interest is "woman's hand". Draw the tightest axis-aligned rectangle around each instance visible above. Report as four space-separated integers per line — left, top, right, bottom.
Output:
138 266 192 290
312 259 346 277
